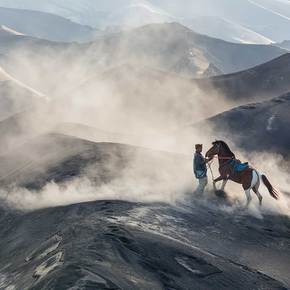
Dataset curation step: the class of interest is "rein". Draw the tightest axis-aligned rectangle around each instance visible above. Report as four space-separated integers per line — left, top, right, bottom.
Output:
214 156 234 160
207 160 215 182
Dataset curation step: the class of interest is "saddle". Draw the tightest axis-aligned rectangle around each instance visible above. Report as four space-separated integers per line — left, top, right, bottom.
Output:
230 159 249 173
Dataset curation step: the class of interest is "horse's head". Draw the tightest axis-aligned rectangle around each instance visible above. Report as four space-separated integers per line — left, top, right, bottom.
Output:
205 141 221 159
206 140 235 159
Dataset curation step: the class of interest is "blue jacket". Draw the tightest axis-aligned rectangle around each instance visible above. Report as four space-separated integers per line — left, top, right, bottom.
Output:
193 152 207 179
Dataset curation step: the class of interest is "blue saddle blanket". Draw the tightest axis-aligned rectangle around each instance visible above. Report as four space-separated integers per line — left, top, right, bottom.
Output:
230 160 249 172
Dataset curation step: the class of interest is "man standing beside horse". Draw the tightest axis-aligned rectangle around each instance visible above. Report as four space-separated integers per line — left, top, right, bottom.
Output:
193 144 209 195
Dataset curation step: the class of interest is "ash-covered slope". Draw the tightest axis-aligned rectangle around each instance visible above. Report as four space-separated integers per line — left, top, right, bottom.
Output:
0 133 186 192
0 134 134 190
197 93 290 156
0 7 98 43
195 53 290 102
0 200 289 290
0 134 289 289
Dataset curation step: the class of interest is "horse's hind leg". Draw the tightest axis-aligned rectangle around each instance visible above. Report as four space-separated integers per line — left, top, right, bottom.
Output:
244 189 252 207
253 186 263 206
252 171 263 206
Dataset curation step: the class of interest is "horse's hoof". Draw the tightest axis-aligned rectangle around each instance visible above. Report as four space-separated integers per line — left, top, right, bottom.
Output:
215 190 227 199
259 197 263 206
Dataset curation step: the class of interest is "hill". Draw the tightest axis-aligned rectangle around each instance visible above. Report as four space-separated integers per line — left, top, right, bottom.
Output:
196 92 290 156
87 23 286 78
195 53 290 102
0 134 289 289
0 7 99 42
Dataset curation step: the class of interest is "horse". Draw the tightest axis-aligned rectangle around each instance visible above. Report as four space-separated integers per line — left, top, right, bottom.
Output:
205 140 279 207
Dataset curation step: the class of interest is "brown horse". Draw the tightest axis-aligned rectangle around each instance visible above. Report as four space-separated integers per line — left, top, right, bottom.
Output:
205 140 279 207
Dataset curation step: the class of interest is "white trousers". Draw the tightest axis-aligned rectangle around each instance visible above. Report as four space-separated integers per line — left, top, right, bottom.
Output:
195 176 208 195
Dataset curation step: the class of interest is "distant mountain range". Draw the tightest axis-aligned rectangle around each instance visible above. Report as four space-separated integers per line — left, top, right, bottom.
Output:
0 0 290 43
0 23 286 97
0 23 289 151
93 23 284 77
0 7 99 43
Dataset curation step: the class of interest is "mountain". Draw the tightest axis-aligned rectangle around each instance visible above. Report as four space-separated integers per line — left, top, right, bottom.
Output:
0 23 286 96
0 0 141 27
275 40 290 51
196 92 290 156
87 23 286 77
0 7 99 43
104 3 175 28
1 0 290 42
195 53 290 103
183 16 273 45
163 0 290 42
0 65 47 121
0 1 173 29
0 134 289 289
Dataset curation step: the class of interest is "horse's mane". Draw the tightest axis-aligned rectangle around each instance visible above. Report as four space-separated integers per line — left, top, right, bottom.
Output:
213 140 236 158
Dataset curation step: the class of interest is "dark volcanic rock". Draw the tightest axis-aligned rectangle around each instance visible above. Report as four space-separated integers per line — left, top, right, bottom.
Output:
0 200 289 289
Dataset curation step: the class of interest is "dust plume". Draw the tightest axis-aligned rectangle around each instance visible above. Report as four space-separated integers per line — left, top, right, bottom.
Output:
0 20 289 216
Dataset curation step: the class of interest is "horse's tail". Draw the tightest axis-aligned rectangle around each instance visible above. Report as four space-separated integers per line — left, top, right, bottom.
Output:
261 174 279 200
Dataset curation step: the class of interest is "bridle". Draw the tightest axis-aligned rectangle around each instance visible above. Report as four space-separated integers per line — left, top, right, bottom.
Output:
207 142 233 184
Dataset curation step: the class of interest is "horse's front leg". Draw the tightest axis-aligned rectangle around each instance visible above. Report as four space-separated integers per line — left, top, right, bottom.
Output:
221 179 228 191
213 176 224 191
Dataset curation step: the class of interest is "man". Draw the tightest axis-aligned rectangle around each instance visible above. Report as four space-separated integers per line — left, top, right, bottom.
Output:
193 144 208 195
